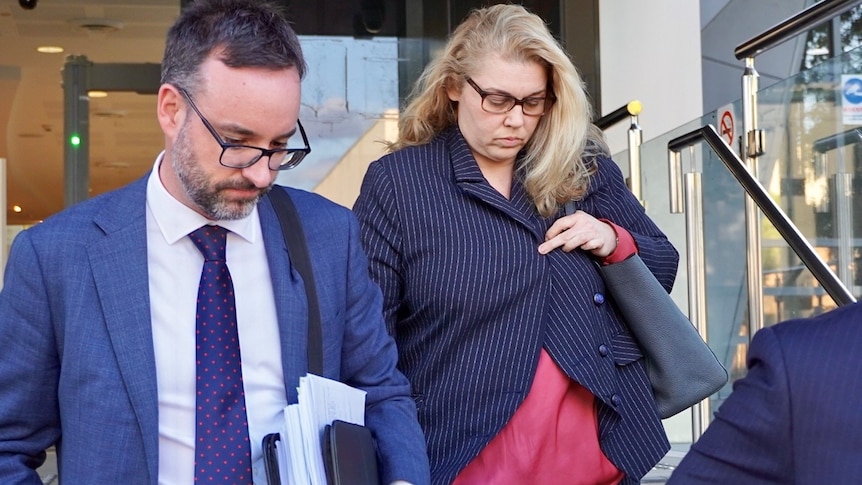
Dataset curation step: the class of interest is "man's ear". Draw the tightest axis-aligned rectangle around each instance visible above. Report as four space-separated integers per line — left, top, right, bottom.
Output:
157 84 183 137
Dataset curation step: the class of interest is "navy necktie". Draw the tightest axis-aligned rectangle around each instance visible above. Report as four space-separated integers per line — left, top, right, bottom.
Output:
189 225 252 484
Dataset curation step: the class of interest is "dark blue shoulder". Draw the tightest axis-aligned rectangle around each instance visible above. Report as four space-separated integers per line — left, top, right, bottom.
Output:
768 302 862 344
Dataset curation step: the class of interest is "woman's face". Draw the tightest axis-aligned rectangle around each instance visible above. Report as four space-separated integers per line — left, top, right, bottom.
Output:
447 56 549 171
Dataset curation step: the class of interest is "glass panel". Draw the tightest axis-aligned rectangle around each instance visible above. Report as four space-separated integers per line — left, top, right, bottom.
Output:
280 36 426 208
617 45 862 450
699 105 749 403
756 44 862 320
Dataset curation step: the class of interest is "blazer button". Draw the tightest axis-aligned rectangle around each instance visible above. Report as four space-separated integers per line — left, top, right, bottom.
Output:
593 292 605 305
611 394 622 407
598 344 609 357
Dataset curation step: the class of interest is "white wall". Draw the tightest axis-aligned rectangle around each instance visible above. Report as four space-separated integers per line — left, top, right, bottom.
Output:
598 0 704 155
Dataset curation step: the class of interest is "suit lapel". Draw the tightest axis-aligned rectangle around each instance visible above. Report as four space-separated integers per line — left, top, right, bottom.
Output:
87 177 159 483
447 127 542 239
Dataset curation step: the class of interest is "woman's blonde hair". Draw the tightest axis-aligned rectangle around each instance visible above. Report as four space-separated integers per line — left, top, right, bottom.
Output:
393 3 609 217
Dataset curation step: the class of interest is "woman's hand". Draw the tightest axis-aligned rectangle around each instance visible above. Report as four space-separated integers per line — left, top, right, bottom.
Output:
538 209 617 257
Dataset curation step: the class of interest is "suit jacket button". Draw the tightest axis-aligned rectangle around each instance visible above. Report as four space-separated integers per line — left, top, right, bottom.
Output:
593 292 605 305
598 344 609 356
611 394 622 407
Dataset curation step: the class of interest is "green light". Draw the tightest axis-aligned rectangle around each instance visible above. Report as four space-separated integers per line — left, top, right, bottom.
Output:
70 134 81 147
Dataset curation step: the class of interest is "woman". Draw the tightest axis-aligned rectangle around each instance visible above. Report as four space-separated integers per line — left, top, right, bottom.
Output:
353 4 679 484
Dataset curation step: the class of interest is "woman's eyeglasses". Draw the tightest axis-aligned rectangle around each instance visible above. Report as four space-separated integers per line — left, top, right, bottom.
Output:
465 77 555 116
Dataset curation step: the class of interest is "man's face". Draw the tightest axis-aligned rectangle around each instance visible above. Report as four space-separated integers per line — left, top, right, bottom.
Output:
158 55 303 220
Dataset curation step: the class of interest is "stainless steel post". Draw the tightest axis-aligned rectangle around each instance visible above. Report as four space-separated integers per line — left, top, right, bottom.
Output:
627 100 644 206
685 171 710 440
835 172 853 287
669 149 683 214
669 146 713 440
741 57 764 338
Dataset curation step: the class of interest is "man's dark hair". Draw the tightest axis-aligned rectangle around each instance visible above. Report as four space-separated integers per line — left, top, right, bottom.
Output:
161 0 306 94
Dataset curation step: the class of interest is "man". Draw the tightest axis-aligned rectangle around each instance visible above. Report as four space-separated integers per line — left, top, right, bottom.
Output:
0 1 429 484
668 302 862 483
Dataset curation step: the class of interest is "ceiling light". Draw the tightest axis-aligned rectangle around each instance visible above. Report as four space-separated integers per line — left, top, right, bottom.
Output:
67 18 124 34
88 91 109 98
36 46 64 54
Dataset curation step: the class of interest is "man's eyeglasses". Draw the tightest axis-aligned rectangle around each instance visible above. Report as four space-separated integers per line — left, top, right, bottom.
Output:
465 77 555 116
178 87 311 171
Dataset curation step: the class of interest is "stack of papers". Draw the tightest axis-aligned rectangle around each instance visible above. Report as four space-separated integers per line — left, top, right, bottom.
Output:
275 374 367 485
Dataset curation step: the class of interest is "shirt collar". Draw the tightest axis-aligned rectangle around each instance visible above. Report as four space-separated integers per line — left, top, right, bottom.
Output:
146 152 259 245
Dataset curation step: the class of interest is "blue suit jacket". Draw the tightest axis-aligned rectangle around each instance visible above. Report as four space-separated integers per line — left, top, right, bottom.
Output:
668 302 862 483
0 176 430 484
354 127 679 484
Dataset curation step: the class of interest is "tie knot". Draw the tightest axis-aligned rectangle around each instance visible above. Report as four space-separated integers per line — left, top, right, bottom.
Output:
190 225 228 262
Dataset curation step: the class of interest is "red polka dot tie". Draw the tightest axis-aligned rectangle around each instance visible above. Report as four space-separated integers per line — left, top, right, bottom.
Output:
189 226 252 484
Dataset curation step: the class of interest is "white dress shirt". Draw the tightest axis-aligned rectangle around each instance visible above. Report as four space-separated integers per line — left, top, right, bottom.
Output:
145 154 287 485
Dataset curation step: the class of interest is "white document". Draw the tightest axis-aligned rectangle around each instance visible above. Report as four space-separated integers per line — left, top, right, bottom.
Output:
276 374 367 485
279 405 308 485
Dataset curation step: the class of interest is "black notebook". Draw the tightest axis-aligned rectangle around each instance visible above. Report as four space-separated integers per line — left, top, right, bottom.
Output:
261 421 379 485
323 420 380 485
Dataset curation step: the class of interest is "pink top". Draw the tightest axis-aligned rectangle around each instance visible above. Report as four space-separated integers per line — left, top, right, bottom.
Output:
452 222 636 484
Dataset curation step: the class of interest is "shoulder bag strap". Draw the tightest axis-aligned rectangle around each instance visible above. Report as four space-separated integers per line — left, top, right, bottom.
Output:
268 187 323 376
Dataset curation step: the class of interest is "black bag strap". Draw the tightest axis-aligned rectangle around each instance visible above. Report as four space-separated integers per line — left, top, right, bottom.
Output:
268 187 323 376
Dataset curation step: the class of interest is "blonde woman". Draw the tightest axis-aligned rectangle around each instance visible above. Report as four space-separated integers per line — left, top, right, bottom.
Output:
354 4 678 484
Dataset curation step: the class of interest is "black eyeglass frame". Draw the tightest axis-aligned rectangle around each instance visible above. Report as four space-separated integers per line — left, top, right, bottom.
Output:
177 87 311 171
464 77 556 116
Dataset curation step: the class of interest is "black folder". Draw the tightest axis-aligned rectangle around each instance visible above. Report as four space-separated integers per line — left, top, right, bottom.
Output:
261 421 380 485
262 432 282 485
323 420 380 485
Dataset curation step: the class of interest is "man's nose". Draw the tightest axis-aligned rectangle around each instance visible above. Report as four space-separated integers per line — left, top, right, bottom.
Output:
241 156 277 188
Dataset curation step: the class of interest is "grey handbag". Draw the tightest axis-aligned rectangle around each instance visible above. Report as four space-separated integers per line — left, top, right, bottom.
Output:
599 253 728 418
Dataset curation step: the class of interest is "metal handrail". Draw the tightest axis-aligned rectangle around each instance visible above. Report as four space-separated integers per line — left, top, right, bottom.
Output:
668 124 857 306
595 100 641 130
735 0 862 60
595 100 644 204
813 127 862 153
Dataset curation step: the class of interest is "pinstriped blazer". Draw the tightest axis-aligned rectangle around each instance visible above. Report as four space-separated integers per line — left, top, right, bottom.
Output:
353 126 679 484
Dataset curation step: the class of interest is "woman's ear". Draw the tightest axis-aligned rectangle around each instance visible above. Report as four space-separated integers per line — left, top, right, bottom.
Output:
446 79 462 103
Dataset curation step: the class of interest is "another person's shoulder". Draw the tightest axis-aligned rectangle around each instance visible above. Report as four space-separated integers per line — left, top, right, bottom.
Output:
769 303 861 338
753 302 862 357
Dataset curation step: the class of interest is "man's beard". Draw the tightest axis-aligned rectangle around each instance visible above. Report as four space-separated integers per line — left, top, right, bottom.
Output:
172 123 272 220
